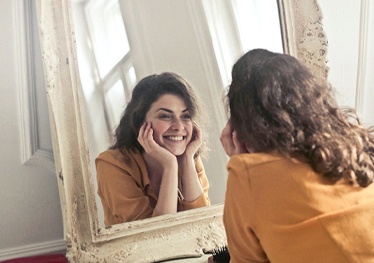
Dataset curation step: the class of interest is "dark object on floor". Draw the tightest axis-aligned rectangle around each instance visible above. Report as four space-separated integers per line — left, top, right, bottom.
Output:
0 254 68 263
207 245 230 263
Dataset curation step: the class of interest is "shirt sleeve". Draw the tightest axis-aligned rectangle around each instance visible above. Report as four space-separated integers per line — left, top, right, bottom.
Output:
223 155 270 263
179 156 211 211
96 155 155 226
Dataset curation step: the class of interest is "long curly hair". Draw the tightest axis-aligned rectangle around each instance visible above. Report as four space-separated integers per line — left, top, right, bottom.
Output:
111 72 206 157
227 49 374 187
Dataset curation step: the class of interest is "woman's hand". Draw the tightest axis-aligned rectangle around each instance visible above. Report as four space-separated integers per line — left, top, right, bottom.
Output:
220 120 248 157
183 122 202 158
138 122 178 215
177 122 204 202
138 122 177 166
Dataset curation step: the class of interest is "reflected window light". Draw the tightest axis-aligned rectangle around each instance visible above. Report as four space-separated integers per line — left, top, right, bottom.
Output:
233 0 283 53
105 80 126 130
125 66 137 89
76 41 96 100
202 0 283 89
85 0 130 78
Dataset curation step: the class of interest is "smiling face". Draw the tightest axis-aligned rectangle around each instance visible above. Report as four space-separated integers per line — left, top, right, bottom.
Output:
144 94 193 156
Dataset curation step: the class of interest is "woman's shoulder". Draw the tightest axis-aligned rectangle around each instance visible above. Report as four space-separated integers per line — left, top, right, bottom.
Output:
228 152 317 187
227 152 310 176
97 148 127 160
194 155 204 168
96 148 143 168
228 152 286 168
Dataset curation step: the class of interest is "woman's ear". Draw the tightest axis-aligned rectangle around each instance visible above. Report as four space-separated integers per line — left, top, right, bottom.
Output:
245 143 255 153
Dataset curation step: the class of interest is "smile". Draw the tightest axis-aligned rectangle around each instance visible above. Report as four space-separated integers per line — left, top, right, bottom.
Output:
164 136 185 141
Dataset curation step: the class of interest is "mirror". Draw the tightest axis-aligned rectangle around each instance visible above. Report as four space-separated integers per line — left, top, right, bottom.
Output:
70 0 284 226
35 0 328 261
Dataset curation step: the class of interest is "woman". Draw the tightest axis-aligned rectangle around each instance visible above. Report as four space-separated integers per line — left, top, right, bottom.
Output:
96 72 210 226
221 49 374 262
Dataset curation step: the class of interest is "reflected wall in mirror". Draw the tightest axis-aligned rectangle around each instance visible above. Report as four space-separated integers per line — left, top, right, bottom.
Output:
35 0 328 261
71 0 284 226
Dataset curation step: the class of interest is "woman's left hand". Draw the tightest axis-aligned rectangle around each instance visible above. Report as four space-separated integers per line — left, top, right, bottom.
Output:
184 122 202 158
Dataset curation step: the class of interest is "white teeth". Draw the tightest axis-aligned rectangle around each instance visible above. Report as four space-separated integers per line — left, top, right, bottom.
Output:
167 136 184 141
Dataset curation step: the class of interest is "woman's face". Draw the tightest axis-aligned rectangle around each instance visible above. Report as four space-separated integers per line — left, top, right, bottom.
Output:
144 94 193 156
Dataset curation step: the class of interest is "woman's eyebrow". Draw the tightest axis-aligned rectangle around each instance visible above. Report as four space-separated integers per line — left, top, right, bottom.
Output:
156 108 173 113
156 108 189 113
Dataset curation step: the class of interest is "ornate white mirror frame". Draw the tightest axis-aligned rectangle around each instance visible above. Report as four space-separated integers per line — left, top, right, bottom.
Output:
35 0 328 262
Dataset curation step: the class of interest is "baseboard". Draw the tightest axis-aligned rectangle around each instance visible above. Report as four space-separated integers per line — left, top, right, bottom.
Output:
0 239 66 261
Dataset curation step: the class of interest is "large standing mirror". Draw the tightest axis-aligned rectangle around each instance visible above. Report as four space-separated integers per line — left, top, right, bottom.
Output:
35 0 328 261
71 0 284 227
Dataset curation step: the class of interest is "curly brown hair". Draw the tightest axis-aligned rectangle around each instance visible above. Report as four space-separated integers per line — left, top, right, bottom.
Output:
227 49 374 187
111 72 206 157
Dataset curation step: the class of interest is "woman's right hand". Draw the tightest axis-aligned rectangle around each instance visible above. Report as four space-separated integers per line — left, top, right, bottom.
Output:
220 119 248 157
138 122 177 166
138 122 179 215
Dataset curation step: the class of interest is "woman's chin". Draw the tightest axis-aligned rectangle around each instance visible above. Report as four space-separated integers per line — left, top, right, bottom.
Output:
172 151 186 157
166 147 186 156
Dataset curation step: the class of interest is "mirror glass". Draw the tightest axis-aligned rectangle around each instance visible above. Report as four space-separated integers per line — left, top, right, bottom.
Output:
71 0 283 226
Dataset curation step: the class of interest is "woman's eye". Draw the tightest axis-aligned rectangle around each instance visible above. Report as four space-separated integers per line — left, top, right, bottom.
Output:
159 114 171 119
182 114 192 120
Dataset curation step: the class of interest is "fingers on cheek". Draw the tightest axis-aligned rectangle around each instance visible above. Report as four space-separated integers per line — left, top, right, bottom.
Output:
148 128 154 139
138 124 146 140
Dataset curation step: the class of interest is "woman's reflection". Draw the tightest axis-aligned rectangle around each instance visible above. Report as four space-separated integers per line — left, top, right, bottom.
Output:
95 72 210 226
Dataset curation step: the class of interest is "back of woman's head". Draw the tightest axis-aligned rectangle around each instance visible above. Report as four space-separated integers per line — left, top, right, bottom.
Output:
111 72 205 155
228 48 374 187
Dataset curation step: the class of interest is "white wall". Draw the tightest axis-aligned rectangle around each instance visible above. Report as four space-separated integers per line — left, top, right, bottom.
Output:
0 0 65 261
319 0 374 127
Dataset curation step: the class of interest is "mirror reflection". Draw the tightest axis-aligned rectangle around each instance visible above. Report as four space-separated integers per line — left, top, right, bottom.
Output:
71 0 283 225
96 72 211 226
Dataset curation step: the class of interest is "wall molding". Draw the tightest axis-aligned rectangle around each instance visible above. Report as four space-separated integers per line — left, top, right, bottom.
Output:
24 149 56 173
14 0 55 173
355 0 369 117
0 239 66 261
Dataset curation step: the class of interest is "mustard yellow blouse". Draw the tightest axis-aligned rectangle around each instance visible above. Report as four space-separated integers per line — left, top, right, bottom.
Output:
96 148 210 226
224 152 374 263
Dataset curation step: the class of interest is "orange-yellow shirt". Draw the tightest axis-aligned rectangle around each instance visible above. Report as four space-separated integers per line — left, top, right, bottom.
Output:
224 152 374 263
96 148 210 226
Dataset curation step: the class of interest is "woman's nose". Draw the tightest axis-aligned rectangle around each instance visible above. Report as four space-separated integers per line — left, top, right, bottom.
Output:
171 118 184 130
